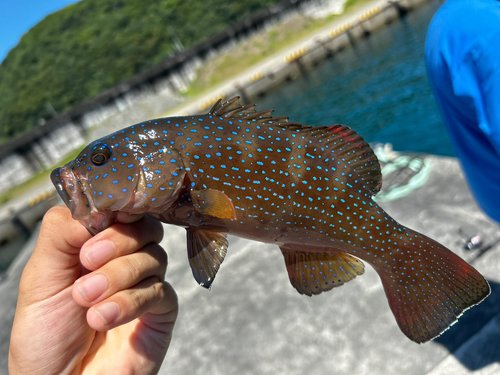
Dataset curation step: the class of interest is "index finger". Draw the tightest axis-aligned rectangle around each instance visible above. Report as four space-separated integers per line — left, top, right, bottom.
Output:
18 206 91 306
116 212 144 224
80 215 164 270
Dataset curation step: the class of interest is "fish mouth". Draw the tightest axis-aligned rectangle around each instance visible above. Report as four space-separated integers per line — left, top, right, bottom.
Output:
51 167 91 220
51 167 118 235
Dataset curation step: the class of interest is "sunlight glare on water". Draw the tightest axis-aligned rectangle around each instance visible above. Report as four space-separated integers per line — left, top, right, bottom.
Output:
257 0 453 156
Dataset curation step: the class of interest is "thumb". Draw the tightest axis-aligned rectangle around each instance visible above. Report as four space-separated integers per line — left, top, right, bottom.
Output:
18 206 91 306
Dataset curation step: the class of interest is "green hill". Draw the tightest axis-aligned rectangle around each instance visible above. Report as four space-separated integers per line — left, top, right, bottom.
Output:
0 0 280 143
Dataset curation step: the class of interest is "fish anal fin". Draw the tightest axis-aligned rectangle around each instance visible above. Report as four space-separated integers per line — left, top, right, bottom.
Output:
187 229 228 289
280 246 365 296
191 188 237 220
378 230 490 343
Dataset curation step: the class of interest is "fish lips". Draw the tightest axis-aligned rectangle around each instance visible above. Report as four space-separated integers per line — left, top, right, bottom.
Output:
51 167 91 220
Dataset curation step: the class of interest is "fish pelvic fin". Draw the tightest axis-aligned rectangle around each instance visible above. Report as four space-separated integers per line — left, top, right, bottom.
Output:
187 229 228 289
378 229 490 343
280 246 365 296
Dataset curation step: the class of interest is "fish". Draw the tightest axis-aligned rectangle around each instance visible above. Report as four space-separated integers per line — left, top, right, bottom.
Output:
51 97 490 343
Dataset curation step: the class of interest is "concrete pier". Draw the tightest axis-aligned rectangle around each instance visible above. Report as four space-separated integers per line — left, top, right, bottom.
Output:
0 153 498 375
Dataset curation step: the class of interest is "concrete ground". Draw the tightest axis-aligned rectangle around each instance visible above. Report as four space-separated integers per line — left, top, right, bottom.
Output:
1 153 498 374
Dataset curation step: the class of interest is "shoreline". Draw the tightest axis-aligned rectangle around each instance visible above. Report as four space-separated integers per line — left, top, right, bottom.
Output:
166 0 432 116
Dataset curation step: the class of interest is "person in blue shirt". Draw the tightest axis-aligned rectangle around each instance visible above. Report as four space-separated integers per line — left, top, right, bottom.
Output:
426 0 500 223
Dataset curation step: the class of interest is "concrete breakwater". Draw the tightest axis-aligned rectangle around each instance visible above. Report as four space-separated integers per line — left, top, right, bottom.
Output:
0 191 58 244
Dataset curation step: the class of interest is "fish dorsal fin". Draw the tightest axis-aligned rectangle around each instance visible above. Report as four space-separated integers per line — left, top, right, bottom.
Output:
209 97 255 117
305 124 382 195
187 229 228 289
210 97 381 195
280 246 365 296
208 96 302 128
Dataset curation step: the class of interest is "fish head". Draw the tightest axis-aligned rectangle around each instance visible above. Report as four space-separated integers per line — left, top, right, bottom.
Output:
51 132 186 234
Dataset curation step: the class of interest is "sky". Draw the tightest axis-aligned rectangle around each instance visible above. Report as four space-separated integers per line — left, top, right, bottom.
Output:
0 0 80 63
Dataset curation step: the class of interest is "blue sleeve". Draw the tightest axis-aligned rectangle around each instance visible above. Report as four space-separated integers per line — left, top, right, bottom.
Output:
452 31 500 156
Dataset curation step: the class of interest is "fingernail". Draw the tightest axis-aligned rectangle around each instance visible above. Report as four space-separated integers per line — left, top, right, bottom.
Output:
93 302 120 324
84 240 115 267
77 274 108 301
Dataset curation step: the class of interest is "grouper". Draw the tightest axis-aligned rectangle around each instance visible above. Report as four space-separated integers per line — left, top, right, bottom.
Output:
51 97 490 343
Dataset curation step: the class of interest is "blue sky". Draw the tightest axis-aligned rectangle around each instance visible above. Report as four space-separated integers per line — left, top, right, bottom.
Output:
0 0 80 63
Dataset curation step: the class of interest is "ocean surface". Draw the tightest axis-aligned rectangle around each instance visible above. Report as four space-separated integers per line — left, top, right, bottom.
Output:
257 0 453 156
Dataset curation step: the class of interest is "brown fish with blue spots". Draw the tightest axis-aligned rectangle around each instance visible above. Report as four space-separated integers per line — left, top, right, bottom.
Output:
51 97 490 343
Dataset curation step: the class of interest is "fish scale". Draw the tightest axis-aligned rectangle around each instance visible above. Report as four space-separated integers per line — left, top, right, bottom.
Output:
179 120 378 242
51 97 490 344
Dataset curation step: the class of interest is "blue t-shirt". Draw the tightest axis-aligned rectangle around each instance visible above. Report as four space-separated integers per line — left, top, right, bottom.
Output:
426 0 500 223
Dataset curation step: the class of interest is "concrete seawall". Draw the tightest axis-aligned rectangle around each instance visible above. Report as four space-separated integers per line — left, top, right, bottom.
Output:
179 0 437 114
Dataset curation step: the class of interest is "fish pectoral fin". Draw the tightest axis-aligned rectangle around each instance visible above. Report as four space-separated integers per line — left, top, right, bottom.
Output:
191 189 237 220
280 246 365 296
187 229 228 289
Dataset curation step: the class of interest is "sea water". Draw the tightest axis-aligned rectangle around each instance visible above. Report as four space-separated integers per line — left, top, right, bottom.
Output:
258 0 453 156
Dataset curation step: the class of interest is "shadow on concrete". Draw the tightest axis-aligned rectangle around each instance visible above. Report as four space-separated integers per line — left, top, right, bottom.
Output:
434 279 500 370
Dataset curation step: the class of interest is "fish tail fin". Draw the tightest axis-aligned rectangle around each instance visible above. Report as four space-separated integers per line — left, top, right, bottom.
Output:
378 228 490 343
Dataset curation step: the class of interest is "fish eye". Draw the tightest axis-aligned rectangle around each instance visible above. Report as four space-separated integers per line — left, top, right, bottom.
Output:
91 144 112 166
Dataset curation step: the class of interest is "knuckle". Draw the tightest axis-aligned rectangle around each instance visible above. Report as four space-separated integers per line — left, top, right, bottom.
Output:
151 227 165 245
121 256 142 281
129 288 147 311
153 280 164 296
154 245 168 268
142 244 168 273
152 281 167 309
129 278 162 312
41 206 67 229
143 217 164 241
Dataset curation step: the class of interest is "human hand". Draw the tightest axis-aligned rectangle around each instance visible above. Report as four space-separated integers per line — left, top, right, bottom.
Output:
9 206 178 375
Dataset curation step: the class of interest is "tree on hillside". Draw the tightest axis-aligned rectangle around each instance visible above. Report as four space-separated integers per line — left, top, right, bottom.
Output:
0 0 280 142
